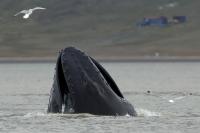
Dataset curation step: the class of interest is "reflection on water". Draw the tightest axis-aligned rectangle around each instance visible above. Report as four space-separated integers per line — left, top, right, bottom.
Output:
0 62 200 133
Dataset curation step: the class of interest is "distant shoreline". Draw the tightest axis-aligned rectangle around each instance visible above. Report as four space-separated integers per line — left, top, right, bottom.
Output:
1 56 200 63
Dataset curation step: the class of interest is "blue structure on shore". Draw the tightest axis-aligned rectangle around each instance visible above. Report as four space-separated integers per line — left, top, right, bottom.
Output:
137 16 168 27
172 16 187 23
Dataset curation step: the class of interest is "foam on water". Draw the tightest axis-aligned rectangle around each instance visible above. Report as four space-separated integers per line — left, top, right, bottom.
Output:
23 112 47 118
135 108 162 117
23 112 98 119
22 112 135 119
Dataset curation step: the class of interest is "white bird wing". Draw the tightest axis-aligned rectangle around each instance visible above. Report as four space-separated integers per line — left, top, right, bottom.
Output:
14 10 27 16
32 7 46 11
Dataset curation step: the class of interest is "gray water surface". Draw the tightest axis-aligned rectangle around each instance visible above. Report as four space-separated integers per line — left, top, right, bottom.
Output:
0 62 200 133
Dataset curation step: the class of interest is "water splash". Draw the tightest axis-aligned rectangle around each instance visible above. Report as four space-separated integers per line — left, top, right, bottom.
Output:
135 108 162 117
23 112 46 118
23 112 97 119
23 109 161 118
125 114 131 117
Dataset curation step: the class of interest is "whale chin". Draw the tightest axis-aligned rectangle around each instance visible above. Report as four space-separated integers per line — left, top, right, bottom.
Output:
47 47 136 116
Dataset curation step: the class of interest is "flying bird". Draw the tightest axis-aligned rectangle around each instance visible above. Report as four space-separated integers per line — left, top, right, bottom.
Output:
14 7 46 19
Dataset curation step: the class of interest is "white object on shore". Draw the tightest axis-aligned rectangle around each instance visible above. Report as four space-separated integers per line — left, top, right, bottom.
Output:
166 2 178 8
158 2 178 10
14 7 46 19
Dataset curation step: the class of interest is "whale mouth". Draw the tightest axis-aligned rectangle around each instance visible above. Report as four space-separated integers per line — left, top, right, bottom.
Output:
57 54 124 102
57 55 69 102
57 55 124 111
57 55 75 113
47 47 136 116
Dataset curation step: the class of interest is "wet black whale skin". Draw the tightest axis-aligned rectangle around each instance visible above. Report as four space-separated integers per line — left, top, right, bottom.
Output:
47 47 136 116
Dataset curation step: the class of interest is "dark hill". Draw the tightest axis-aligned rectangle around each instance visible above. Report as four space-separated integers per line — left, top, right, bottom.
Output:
0 0 200 59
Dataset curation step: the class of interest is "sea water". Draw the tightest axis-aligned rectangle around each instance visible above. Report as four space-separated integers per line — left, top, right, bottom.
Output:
0 62 200 133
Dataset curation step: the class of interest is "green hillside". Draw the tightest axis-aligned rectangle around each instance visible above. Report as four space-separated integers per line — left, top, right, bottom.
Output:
0 0 200 59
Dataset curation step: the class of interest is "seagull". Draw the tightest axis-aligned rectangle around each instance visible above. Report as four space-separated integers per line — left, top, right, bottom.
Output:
14 7 46 19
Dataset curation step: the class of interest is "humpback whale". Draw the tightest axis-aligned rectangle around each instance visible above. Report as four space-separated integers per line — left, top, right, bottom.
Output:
47 47 136 116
